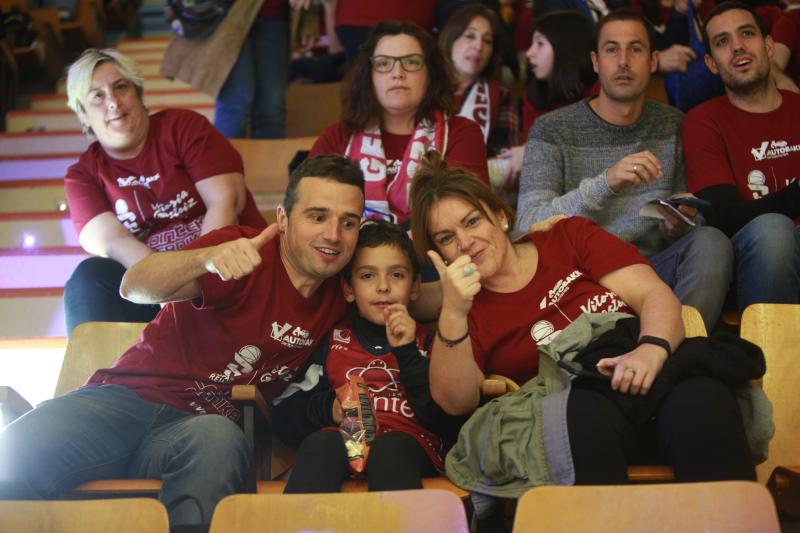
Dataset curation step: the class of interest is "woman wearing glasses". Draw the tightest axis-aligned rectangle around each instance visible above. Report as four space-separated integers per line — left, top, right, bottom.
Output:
310 20 489 226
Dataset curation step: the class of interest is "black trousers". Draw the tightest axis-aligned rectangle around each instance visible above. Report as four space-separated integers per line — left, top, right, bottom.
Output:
284 430 437 493
64 257 160 336
567 376 756 484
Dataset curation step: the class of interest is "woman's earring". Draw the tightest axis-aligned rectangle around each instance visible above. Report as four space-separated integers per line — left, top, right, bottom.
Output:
503 223 509 231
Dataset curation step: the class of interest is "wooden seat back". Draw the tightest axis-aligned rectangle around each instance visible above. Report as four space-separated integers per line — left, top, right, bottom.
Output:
0 498 169 532
209 490 468 533
512 481 779 532
740 304 800 484
54 321 146 397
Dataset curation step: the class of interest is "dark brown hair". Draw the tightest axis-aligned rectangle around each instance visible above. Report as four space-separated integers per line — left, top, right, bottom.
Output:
343 220 421 282
342 20 455 132
595 8 656 52
409 151 515 262
438 4 503 81
284 154 365 216
702 1 766 52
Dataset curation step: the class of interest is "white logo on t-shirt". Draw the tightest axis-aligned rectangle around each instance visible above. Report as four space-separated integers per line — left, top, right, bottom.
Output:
750 140 800 161
531 320 558 345
270 321 313 348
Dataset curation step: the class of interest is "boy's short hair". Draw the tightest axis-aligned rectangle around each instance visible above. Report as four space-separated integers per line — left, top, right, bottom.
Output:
343 221 420 281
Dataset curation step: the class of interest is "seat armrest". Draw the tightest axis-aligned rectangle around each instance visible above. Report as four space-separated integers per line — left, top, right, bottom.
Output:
0 386 34 426
231 385 274 487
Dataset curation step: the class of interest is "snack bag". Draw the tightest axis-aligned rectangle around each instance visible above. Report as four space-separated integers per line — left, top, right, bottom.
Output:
335 375 378 475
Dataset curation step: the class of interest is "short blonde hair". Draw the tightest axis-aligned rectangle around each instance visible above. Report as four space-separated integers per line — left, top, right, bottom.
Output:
66 48 144 115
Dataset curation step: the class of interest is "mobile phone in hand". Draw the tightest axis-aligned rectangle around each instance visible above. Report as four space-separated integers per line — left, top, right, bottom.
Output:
664 197 711 209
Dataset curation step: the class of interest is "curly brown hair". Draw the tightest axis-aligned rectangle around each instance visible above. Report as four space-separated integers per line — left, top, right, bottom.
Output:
342 21 455 132
409 151 515 263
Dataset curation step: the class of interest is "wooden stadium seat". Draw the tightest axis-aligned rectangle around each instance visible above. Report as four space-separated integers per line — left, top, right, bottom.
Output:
1 321 276 497
256 477 470 501
0 498 169 533
740 304 800 507
208 490 469 533
480 305 705 484
511 481 780 532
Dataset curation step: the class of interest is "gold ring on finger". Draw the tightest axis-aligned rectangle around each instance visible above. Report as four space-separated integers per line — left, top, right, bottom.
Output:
625 366 636 375
633 164 639 173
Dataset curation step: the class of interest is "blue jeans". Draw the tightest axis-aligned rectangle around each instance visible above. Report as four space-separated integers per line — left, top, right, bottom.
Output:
0 385 250 529
64 257 160 337
650 226 733 331
215 15 288 139
731 213 800 310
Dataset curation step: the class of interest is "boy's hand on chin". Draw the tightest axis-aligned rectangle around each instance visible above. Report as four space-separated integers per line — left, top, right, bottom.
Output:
385 304 416 347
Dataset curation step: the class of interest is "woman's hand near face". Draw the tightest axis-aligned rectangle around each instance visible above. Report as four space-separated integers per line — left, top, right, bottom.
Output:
427 251 481 317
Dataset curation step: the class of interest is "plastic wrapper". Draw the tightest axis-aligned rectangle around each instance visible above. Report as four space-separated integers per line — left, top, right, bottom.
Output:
335 375 378 475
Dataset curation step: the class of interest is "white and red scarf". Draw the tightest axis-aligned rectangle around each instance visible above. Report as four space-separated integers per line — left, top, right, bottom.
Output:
345 111 448 224
457 80 492 143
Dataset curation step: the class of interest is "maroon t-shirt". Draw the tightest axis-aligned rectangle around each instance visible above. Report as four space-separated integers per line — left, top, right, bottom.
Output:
773 9 800 85
324 322 444 470
65 109 265 251
334 0 435 32
462 217 646 385
311 117 490 185
683 91 800 227
85 226 349 421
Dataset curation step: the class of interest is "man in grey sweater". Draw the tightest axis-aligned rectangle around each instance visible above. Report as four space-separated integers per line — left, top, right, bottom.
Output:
516 9 732 331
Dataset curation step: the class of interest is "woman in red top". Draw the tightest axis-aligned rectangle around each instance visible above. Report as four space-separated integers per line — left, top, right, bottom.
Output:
310 20 489 227
63 49 265 335
438 5 520 191
408 153 755 485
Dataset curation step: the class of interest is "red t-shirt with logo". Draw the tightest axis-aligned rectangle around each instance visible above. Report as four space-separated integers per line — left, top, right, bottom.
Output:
773 9 800 85
334 0 435 32
324 322 445 470
85 226 349 421
683 91 800 226
65 109 266 251
463 217 646 385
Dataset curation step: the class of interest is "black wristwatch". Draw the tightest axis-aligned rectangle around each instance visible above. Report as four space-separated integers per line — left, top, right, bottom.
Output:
638 335 672 357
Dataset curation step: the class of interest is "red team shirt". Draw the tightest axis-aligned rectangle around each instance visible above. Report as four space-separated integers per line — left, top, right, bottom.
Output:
464 217 646 385
311 118 491 185
683 91 800 227
323 323 445 470
65 109 265 251
773 9 800 85
86 226 349 421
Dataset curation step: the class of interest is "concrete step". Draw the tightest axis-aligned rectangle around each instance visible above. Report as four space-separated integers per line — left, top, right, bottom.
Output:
0 132 90 155
0 181 67 213
57 75 192 94
31 89 212 110
115 36 170 54
0 292 66 337
0 153 80 180
0 335 66 407
117 50 165 62
0 247 86 289
5 106 214 133
0 216 79 248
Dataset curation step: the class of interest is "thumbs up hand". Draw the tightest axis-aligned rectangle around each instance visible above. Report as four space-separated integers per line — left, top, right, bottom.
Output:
427 250 481 317
204 224 279 281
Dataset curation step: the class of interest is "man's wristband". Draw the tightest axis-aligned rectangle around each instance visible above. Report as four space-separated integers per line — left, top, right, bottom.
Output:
638 335 672 357
437 328 469 348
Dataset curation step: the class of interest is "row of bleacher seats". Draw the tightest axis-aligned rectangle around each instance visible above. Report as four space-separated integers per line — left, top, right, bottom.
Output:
0 481 782 532
2 303 799 523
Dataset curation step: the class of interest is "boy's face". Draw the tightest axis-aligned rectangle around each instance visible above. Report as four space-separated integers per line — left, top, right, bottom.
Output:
343 244 420 325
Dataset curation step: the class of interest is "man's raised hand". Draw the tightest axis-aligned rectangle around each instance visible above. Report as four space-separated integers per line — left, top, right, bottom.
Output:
203 224 279 281
604 151 663 192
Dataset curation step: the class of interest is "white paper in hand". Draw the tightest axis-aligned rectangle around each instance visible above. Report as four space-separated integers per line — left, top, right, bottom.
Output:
639 199 696 227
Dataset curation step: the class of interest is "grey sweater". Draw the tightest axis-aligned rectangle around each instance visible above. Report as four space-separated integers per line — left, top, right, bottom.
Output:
516 99 685 258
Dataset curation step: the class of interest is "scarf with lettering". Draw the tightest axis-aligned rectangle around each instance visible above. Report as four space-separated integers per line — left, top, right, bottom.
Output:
345 111 448 224
457 80 493 143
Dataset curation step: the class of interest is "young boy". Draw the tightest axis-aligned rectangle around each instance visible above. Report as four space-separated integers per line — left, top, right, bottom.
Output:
272 221 460 492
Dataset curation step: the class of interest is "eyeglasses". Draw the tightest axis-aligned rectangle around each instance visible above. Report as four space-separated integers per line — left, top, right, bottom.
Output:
370 54 425 73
